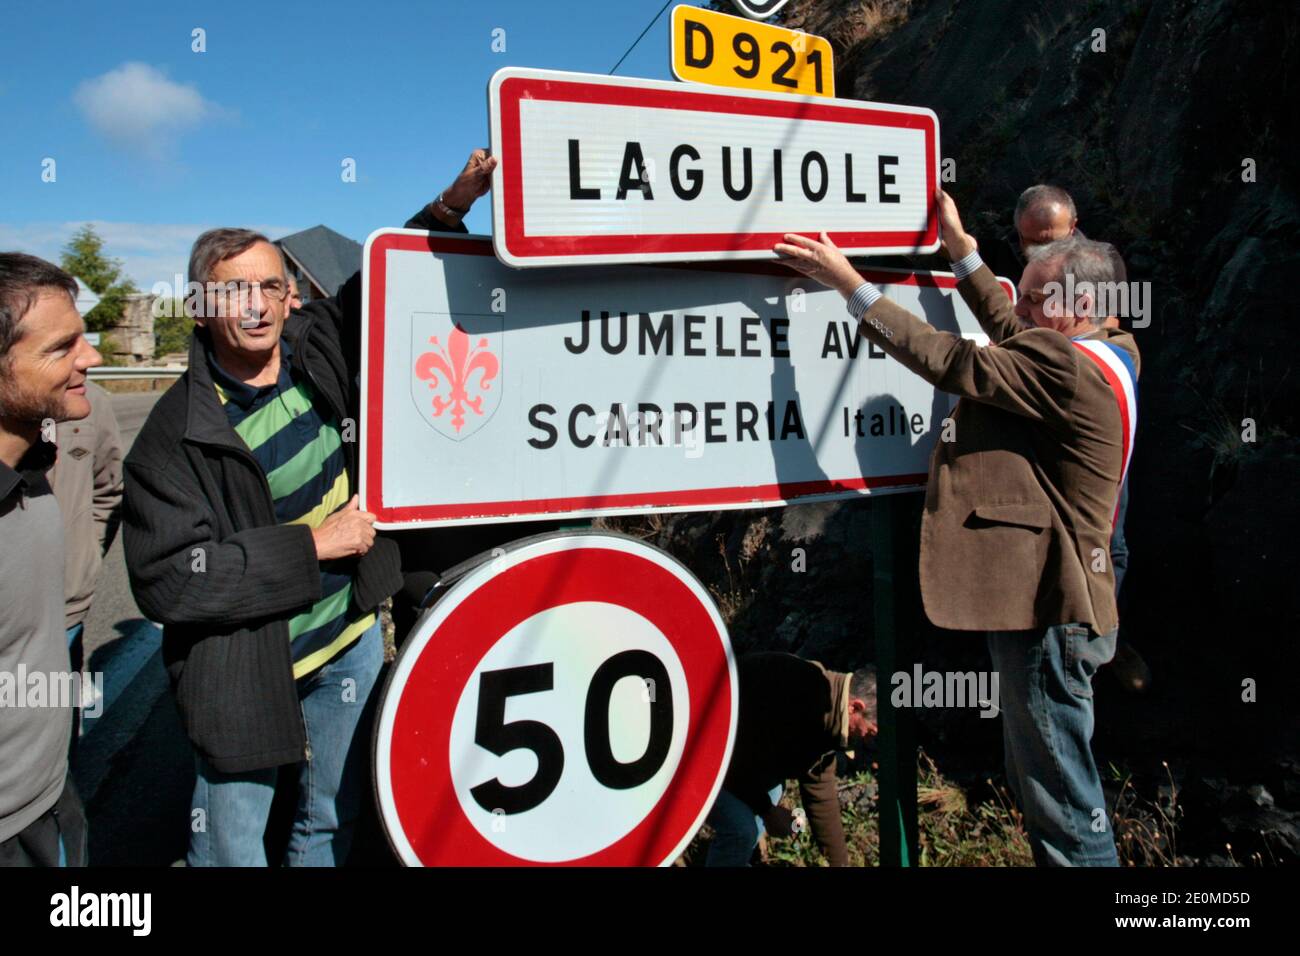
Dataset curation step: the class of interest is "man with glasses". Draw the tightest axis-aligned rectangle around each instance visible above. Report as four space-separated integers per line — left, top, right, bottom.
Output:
775 191 1138 865
1010 186 1147 693
967 185 1148 694
122 150 495 865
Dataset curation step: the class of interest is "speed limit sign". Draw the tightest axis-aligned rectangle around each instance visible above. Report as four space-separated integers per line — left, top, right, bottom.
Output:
374 531 737 866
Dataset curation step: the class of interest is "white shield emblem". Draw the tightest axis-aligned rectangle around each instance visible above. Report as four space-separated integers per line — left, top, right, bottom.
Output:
410 312 503 441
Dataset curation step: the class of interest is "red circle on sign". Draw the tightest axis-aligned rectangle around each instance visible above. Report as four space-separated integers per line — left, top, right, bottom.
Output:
379 538 735 866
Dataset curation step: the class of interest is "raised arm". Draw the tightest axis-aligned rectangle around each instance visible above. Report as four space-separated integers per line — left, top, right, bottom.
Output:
304 149 499 379
776 231 1078 424
860 297 1078 423
935 188 1023 344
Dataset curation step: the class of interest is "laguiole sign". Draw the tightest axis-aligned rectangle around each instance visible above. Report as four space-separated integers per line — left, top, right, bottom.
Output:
488 67 940 267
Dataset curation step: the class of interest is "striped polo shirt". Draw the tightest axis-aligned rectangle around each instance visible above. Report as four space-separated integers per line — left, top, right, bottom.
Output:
208 339 375 679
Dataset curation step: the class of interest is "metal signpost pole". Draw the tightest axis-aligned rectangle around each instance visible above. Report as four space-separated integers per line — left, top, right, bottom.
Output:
872 493 919 866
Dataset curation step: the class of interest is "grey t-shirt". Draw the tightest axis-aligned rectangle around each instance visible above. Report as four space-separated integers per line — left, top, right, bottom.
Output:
0 448 72 843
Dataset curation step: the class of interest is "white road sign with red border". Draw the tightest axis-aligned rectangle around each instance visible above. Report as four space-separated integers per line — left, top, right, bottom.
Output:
488 67 940 267
360 230 1014 529
373 532 737 867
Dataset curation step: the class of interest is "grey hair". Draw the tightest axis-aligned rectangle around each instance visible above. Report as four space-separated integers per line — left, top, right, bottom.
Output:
1014 184 1077 226
187 228 284 286
849 665 878 721
1028 236 1118 327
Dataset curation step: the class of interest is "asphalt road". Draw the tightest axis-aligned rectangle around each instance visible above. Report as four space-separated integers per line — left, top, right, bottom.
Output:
75 390 193 866
83 392 161 669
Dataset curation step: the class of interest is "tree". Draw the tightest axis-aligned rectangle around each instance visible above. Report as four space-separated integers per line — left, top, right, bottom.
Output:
153 299 194 357
60 224 139 333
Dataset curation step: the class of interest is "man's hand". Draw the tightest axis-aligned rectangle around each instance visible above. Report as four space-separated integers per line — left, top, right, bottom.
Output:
441 148 498 212
935 188 978 261
761 803 797 840
311 495 377 561
773 232 864 299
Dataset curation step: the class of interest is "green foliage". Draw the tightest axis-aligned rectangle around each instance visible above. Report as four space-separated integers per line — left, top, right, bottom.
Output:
760 758 1035 867
681 749 1192 867
152 298 194 356
59 224 138 333
96 333 126 367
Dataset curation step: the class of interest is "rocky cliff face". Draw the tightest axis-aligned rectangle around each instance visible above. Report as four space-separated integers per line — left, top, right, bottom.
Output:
625 0 1300 862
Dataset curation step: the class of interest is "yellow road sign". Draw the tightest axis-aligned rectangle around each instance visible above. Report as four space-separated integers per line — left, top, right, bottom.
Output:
670 4 834 98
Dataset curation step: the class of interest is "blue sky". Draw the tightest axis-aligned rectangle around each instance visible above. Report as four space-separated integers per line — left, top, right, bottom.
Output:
0 0 693 289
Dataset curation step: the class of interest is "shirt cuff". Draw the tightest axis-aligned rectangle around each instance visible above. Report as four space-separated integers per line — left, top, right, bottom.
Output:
951 249 983 280
846 281 882 319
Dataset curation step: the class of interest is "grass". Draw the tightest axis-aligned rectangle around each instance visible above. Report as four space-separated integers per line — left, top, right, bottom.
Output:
1178 360 1290 499
1107 761 1181 866
681 750 1206 867
600 515 759 627
594 512 666 541
708 533 757 627
679 750 1035 867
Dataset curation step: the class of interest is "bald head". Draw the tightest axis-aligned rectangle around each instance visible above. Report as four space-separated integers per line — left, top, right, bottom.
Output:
1015 184 1078 257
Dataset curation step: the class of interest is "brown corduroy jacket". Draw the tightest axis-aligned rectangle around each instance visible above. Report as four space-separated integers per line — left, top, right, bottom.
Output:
858 264 1139 635
723 653 852 866
52 381 124 629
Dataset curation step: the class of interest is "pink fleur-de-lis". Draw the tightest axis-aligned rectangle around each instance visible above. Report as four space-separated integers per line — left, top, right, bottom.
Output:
414 324 500 432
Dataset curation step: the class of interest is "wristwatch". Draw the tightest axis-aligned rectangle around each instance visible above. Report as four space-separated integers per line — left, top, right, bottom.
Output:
432 192 470 220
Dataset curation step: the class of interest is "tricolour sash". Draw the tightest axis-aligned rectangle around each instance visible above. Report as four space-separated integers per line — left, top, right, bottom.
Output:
1072 339 1138 525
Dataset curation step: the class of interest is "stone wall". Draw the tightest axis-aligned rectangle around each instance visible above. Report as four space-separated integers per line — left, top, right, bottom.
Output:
106 293 157 364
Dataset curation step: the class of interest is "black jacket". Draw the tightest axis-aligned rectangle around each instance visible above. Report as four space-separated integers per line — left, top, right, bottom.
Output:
123 205 462 773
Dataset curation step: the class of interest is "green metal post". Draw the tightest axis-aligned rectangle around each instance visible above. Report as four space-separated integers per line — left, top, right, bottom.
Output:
872 494 919 866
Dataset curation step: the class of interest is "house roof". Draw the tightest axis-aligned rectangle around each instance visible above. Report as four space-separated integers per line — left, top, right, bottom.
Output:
274 225 362 297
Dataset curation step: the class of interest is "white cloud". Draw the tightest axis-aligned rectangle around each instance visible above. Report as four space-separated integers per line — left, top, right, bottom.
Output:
73 63 233 155
0 221 305 290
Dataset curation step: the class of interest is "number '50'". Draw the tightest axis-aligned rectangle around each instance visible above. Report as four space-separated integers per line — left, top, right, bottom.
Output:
469 652 674 815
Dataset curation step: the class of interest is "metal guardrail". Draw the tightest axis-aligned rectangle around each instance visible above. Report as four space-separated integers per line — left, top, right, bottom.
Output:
88 366 186 380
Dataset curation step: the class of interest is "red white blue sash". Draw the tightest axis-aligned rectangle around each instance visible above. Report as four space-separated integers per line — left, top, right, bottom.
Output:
1071 339 1138 523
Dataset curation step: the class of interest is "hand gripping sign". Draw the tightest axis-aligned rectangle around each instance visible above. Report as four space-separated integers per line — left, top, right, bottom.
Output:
360 231 1015 529
373 532 738 866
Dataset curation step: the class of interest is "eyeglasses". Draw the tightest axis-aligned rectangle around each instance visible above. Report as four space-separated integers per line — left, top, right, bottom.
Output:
206 279 289 310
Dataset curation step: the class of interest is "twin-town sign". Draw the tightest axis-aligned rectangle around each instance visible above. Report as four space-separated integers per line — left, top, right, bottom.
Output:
360 231 1012 529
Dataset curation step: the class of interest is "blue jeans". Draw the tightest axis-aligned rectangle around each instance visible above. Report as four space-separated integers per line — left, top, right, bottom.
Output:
67 622 84 671
987 624 1119 866
187 620 383 867
704 784 784 866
